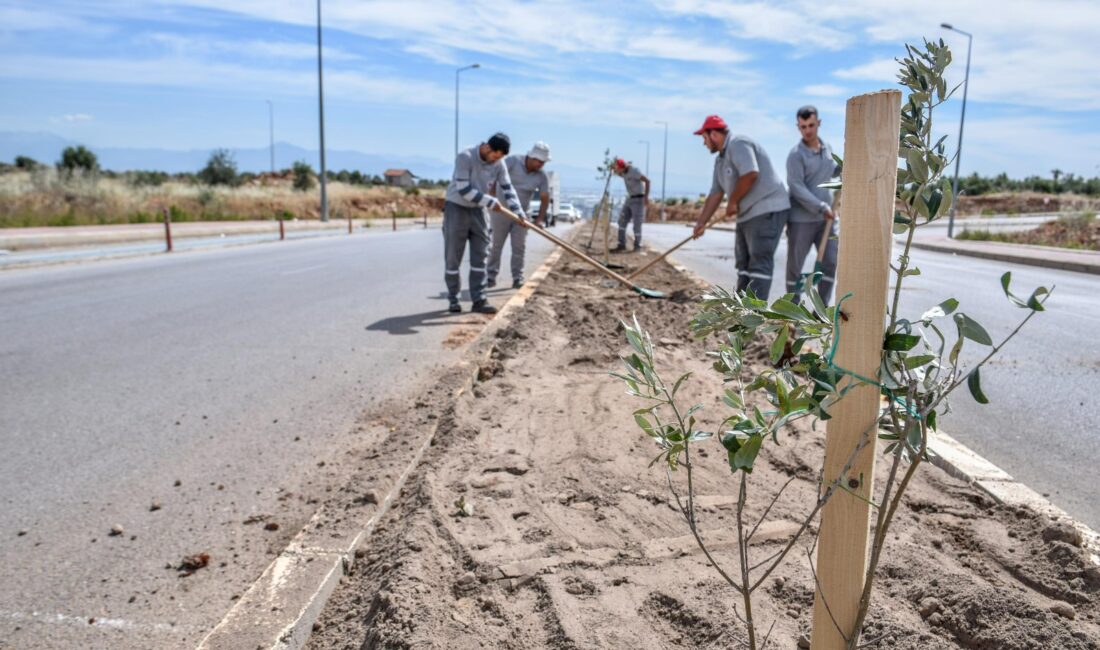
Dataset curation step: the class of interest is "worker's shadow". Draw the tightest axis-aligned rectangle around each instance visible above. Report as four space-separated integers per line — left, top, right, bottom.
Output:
365 290 509 336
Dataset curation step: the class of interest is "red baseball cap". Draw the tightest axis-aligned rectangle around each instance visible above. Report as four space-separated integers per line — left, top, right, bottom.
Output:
693 115 728 135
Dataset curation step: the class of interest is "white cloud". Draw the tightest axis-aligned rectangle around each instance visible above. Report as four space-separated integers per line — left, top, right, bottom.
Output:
63 114 94 122
660 0 854 51
143 33 359 61
801 84 847 98
136 0 751 66
0 54 452 109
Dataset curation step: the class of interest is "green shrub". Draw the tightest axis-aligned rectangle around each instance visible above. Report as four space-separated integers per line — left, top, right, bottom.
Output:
56 145 98 176
198 149 239 186
404 186 420 196
14 155 41 170
292 160 316 192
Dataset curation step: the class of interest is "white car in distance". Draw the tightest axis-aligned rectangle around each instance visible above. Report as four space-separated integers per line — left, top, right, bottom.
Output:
556 203 582 222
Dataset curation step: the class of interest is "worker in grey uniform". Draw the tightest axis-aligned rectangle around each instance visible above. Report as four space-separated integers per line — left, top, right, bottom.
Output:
443 132 526 314
691 114 790 300
610 157 650 252
487 142 551 289
786 105 840 304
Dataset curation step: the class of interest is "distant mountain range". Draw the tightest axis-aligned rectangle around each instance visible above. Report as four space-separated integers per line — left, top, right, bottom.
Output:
0 131 702 196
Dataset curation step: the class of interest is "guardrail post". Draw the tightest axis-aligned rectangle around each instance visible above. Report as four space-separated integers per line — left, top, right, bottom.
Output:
279 213 286 241
162 208 173 252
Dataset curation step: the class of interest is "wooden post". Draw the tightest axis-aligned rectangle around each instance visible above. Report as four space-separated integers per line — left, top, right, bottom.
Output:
279 214 285 241
162 208 173 252
810 89 900 650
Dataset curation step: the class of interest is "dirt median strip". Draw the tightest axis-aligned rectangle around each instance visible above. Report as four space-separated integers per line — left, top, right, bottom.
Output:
195 245 565 650
302 231 1100 650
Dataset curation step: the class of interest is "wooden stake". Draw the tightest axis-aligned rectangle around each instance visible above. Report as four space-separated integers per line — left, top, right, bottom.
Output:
810 89 900 650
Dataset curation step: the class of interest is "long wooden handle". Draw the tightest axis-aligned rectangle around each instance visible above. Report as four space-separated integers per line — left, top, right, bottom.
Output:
495 206 638 289
627 234 691 279
627 216 733 279
816 216 834 263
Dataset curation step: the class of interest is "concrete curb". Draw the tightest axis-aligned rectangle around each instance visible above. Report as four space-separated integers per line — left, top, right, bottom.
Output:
652 242 1100 566
195 238 568 650
927 430 1100 564
910 239 1100 275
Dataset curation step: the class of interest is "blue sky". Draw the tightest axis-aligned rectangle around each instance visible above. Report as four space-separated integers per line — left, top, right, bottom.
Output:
2 0 1099 194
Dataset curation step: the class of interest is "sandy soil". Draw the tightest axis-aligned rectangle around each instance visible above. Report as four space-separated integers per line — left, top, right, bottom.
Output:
305 230 1100 649
962 215 1099 251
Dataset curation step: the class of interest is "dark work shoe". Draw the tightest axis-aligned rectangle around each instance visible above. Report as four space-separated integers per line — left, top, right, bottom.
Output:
472 300 498 314
486 277 497 288
632 245 642 253
512 278 525 289
448 300 462 313
610 245 626 253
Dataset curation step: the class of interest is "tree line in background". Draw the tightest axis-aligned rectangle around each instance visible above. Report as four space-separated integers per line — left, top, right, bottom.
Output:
5 145 1100 199
2 146 450 193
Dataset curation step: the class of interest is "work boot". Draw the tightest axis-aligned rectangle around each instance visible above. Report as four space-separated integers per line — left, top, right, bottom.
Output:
632 244 642 253
512 278 525 289
448 299 462 313
610 245 626 253
472 300 498 314
487 277 497 288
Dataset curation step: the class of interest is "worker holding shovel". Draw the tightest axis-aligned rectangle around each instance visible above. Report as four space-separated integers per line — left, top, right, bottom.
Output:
691 115 790 300
610 158 650 253
443 133 526 315
785 105 840 304
487 142 551 290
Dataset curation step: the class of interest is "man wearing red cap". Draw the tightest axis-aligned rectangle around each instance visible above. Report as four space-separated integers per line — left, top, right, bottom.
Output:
691 114 790 299
610 157 650 253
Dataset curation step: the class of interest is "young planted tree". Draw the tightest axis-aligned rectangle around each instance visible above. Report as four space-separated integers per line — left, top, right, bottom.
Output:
612 40 1051 649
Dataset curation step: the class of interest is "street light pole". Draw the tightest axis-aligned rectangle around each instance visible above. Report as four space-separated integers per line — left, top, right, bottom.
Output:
942 23 972 239
455 64 481 156
655 121 668 221
316 0 328 222
638 140 650 177
265 100 275 174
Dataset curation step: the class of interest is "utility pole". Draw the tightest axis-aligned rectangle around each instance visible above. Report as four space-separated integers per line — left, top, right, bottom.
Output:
941 23 972 238
655 121 668 221
316 0 328 221
638 140 650 177
455 64 481 156
265 100 275 174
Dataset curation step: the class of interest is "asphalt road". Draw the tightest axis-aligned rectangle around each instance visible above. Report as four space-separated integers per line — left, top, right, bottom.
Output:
0 225 559 648
641 222 1100 530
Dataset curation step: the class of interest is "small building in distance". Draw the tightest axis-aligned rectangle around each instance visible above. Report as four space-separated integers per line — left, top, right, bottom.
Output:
383 169 417 188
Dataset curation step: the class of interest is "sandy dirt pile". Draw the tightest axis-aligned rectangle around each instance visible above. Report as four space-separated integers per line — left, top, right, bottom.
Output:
305 231 1100 649
977 214 1099 251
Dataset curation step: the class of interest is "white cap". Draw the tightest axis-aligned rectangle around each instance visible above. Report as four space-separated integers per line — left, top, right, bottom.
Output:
528 141 551 162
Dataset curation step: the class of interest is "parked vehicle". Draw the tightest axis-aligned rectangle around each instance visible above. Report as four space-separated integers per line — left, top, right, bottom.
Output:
556 203 582 222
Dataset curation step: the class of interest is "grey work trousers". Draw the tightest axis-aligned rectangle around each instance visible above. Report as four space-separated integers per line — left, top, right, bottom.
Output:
734 210 787 300
443 201 491 303
487 211 528 282
785 219 839 304
617 197 646 248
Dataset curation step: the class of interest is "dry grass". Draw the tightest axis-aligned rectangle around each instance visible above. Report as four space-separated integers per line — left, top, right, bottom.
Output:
0 170 445 228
